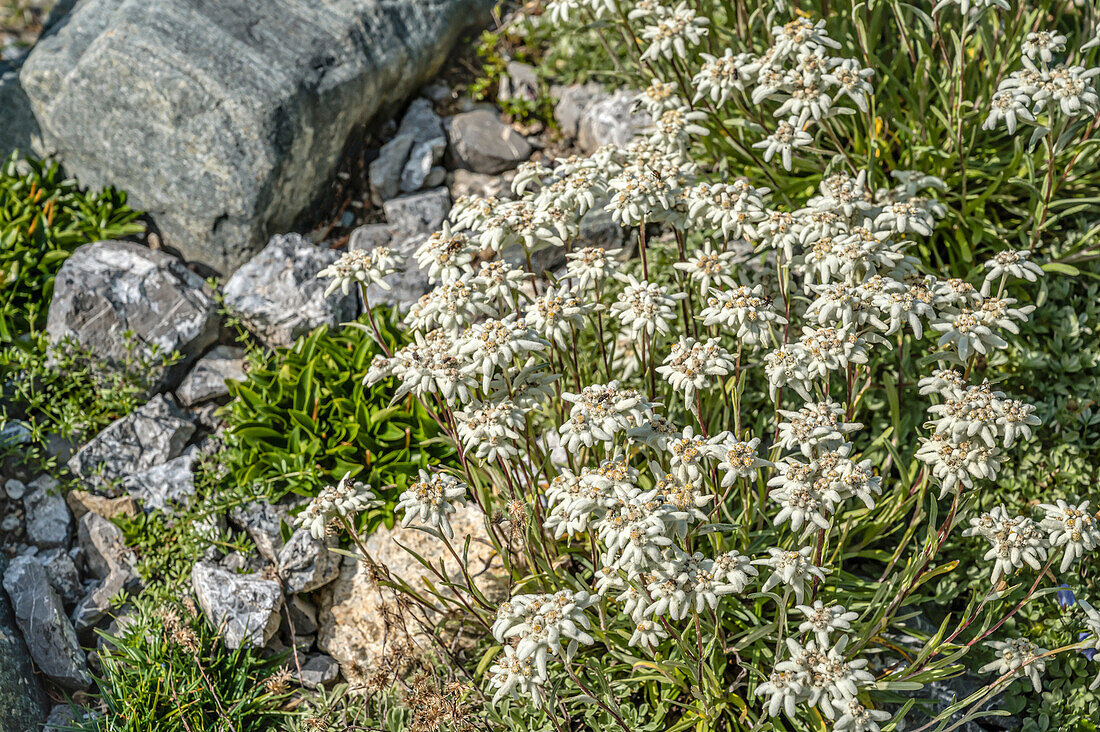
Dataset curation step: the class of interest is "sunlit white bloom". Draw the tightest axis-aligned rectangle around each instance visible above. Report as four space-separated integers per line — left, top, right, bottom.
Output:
713 549 758 594
414 223 477 284
566 246 622 292
404 278 493 334
457 317 548 392
753 117 813 171
932 308 1008 362
395 469 469 539
317 247 398 297
693 49 750 106
674 241 741 292
295 472 378 539
834 699 891 732
826 58 874 112
964 506 1048 585
492 590 597 678
715 436 769 486
1039 500 1100 572
776 402 862 458
754 546 828 602
488 645 546 703
610 275 686 338
764 345 814 402
698 284 786 346
796 601 859 645
526 284 593 347
874 198 945 237
979 637 1047 692
657 336 735 400
455 399 526 462
628 619 668 650
916 433 1003 496
980 249 1044 295
1023 31 1067 64
472 259 527 306
640 2 709 62
667 425 719 484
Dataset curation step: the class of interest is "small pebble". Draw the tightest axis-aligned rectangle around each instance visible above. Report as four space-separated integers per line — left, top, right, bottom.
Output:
5 479 27 501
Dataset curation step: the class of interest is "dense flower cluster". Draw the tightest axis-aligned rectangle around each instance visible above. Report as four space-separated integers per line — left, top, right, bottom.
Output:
312 0 1100 727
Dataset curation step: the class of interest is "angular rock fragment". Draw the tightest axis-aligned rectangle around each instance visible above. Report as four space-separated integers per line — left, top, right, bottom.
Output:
191 562 283 649
222 234 357 349
45 241 218 390
278 528 340 595
446 109 532 174
67 395 194 488
175 346 246 407
23 475 71 549
2 555 92 690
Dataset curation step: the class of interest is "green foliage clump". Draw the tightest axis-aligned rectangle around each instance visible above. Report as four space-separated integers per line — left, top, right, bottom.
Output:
69 598 290 732
217 310 454 527
0 153 143 340
994 263 1100 500
468 28 558 125
0 333 174 473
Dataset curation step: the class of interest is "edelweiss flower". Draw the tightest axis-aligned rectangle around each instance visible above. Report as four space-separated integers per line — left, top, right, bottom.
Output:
964 506 1048 585
1039 500 1100 572
753 117 813 171
754 546 828 602
657 336 735 400
640 2 709 62
488 645 545 703
295 472 378 539
394 470 469 539
795 601 859 645
566 246 622 292
317 247 398 297
716 436 770 485
610 275 686 338
979 637 1047 692
980 249 1044 295
492 590 597 677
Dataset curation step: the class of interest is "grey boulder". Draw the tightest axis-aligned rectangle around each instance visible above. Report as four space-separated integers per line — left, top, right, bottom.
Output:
73 513 140 631
176 346 247 407
400 137 447 193
397 97 445 143
555 85 651 152
382 188 450 237
192 562 283 649
228 500 289 562
370 98 447 200
121 450 197 513
77 512 138 583
32 548 85 609
369 133 415 203
45 241 219 391
446 109 532 174
299 653 340 690
0 420 32 447
0 557 49 730
23 475 72 549
6 0 496 274
1 555 92 690
67 394 194 488
278 528 340 595
222 234 357 349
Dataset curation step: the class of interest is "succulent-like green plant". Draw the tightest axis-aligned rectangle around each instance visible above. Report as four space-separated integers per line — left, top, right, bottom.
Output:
0 153 144 340
217 310 455 528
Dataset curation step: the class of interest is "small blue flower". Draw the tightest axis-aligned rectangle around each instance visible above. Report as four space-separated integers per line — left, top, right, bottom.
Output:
1079 632 1096 661
1057 584 1077 608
